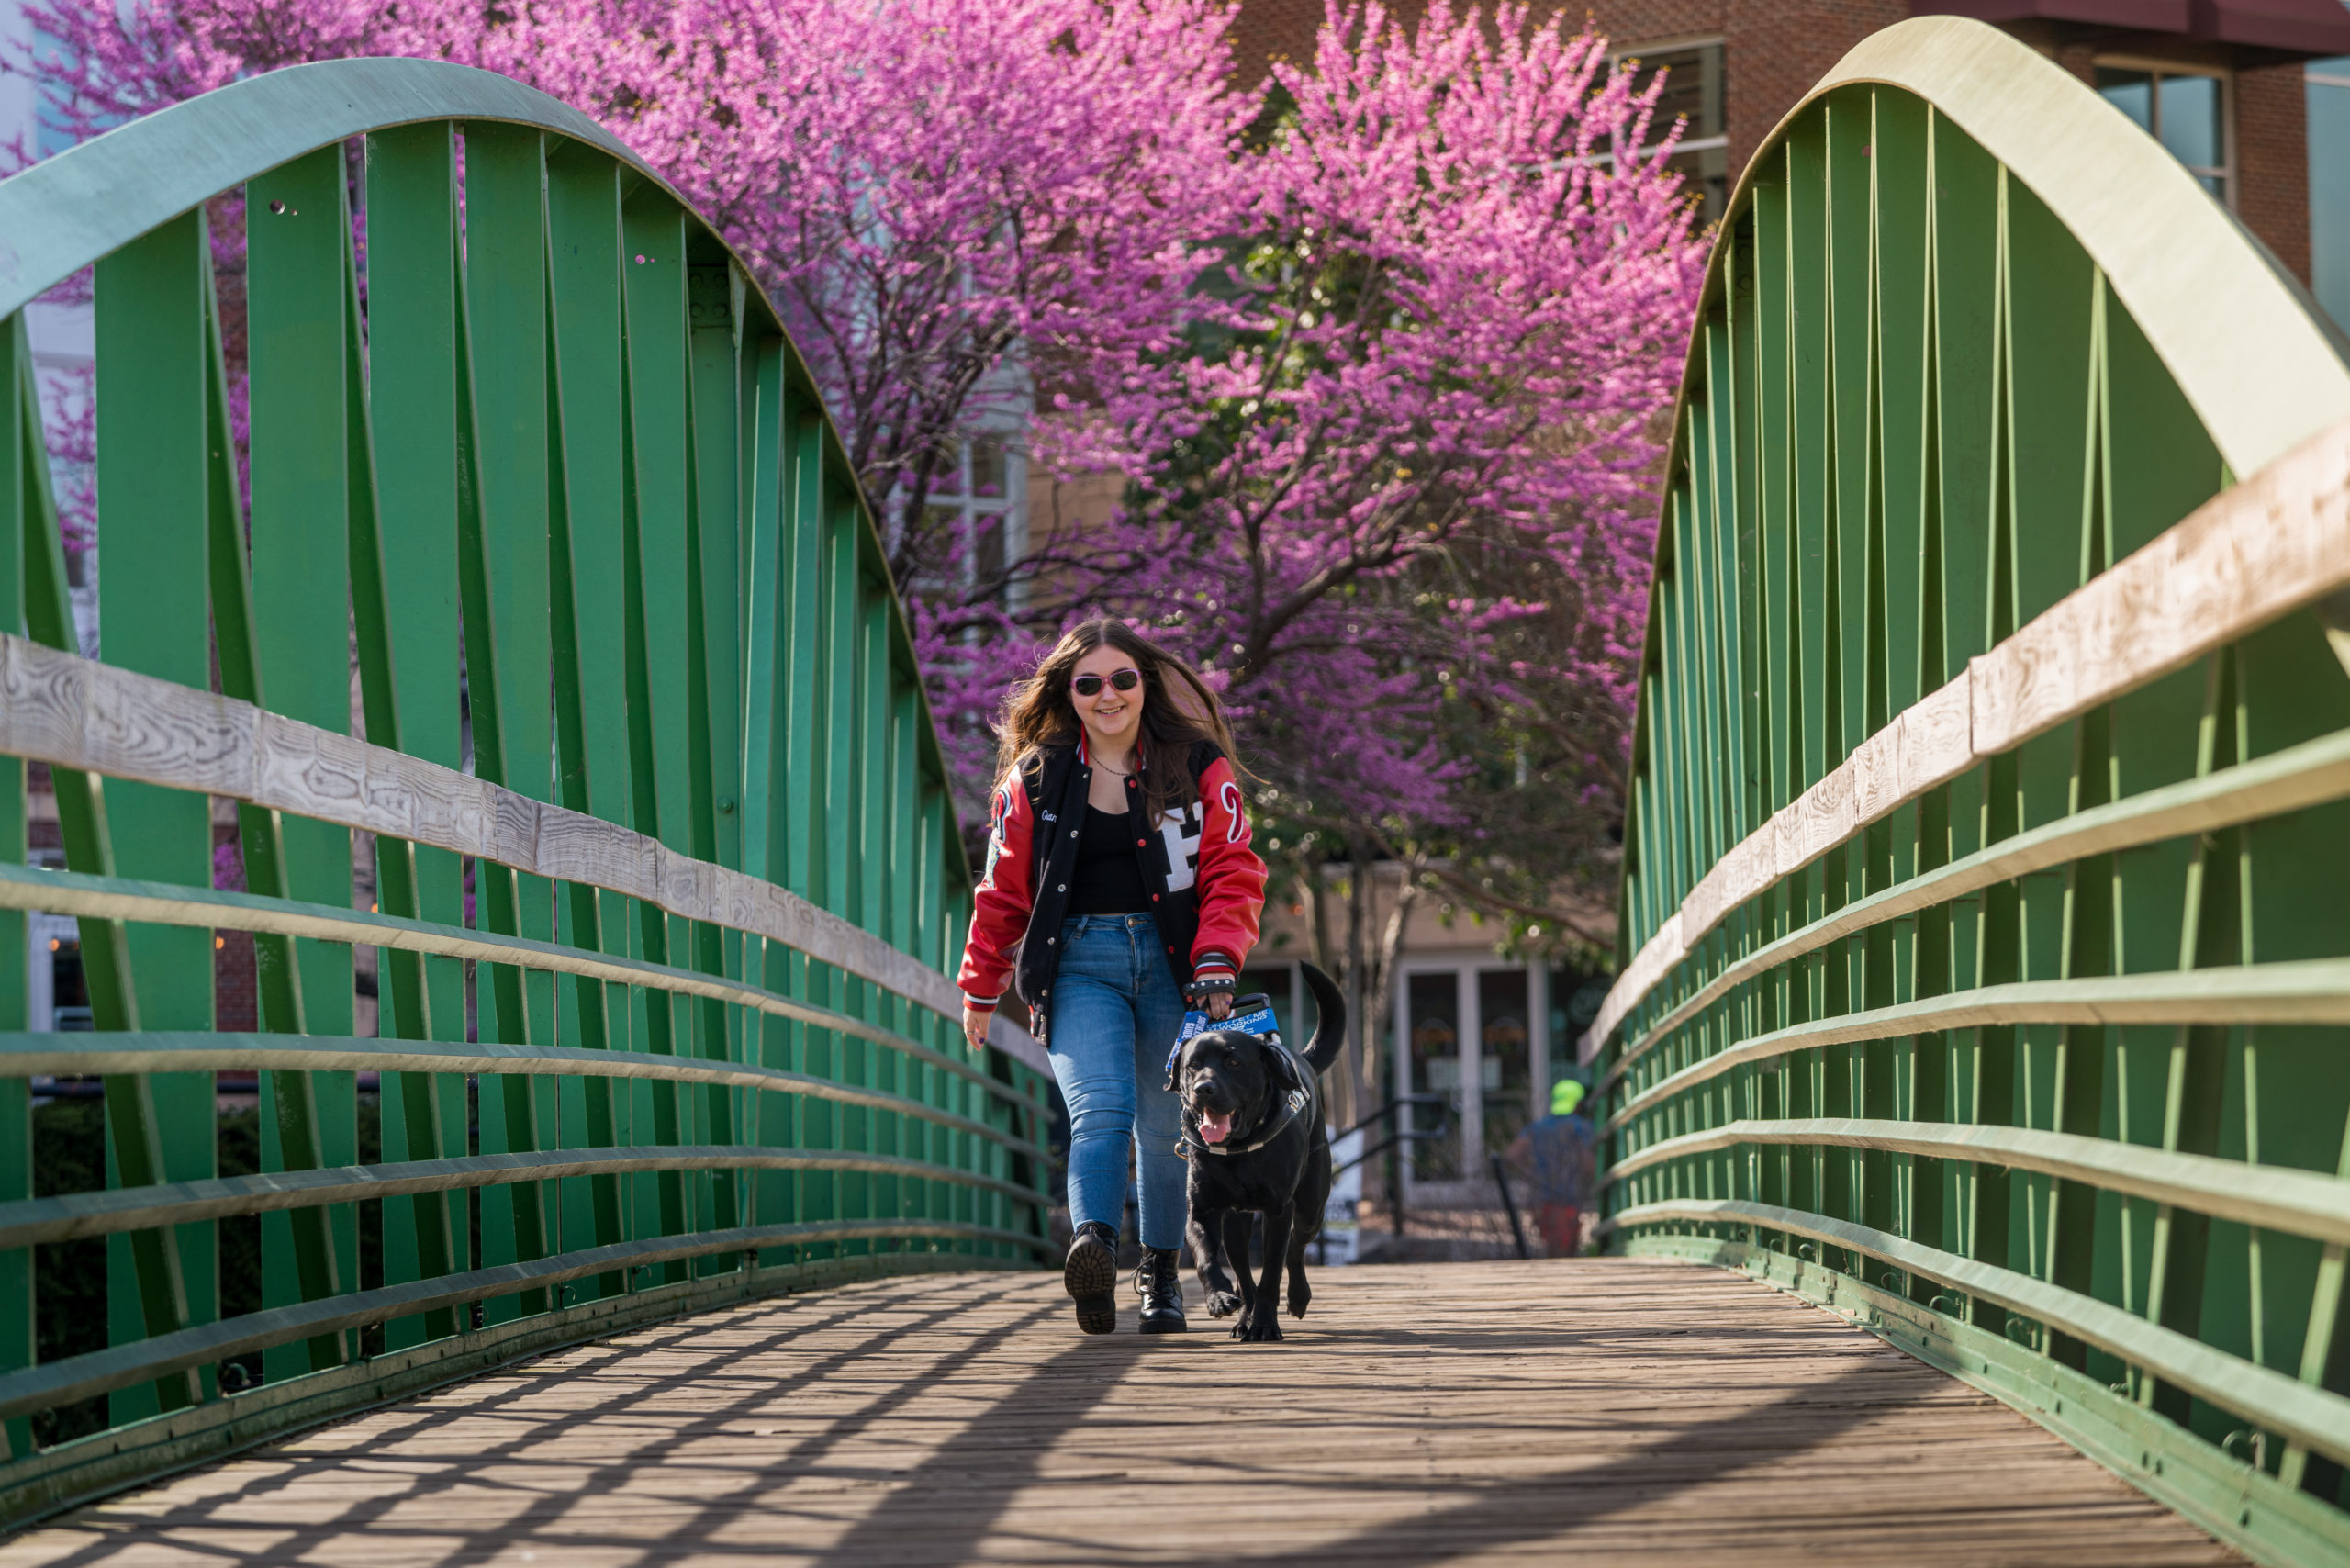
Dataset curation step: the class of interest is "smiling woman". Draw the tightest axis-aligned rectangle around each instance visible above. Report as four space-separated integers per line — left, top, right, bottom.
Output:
957 620 1269 1336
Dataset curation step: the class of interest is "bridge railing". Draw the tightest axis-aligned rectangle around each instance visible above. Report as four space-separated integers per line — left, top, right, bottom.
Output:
1580 17 2350 1567
0 59 1053 1524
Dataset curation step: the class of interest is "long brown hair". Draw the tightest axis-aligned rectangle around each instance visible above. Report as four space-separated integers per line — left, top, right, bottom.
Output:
992 619 1244 819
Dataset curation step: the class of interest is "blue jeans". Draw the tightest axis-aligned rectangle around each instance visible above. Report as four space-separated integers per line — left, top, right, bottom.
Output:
1046 913 1190 1250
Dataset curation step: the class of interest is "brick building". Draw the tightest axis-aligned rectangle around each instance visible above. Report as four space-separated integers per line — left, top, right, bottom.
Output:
1234 0 2350 309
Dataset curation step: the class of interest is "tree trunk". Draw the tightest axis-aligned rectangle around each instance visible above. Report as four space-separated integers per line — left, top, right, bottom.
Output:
1305 857 1352 1129
1367 852 1420 1124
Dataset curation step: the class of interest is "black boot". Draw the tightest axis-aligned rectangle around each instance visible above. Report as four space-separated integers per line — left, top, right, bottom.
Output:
1064 1221 1119 1335
1135 1247 1186 1334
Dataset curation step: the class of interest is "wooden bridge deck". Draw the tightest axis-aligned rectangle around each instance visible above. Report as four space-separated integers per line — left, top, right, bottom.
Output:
0 1260 2237 1566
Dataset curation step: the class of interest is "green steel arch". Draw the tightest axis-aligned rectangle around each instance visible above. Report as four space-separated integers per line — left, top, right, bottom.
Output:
1584 17 2350 1564
0 58 1053 1520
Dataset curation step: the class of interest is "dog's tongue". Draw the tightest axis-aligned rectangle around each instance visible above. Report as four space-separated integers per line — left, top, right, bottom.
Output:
1198 1110 1234 1145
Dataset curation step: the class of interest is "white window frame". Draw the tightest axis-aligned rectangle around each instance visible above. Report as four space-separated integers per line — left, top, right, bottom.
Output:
1390 954 1551 1207
1607 36 1728 163
906 431 1028 613
2096 54 2236 210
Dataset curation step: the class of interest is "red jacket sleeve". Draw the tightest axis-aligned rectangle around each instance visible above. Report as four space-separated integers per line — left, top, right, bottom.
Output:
1188 756 1266 986
956 778 1035 1012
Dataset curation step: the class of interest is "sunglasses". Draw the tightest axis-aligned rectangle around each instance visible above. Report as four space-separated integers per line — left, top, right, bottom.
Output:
1070 668 1142 698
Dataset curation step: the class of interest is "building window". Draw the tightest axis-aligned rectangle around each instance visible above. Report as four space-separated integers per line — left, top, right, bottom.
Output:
2312 56 2350 330
912 433 1025 604
1612 39 1728 225
2096 60 2232 205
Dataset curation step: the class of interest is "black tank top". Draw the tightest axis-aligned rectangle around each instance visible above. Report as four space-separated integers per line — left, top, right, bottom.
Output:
1066 804 1151 914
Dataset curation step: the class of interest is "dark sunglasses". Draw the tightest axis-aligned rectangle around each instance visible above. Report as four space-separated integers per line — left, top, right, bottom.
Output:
1070 667 1142 697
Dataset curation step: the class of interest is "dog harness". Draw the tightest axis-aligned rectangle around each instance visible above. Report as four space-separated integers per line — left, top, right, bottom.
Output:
1178 1086 1312 1159
1176 1030 1317 1159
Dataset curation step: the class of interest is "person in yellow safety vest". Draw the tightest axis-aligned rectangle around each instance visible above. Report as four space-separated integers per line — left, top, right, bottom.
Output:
1506 1078 1596 1258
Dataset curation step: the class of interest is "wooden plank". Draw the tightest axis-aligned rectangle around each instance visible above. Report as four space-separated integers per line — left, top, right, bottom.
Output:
0 1262 2241 1568
0 632 1050 1073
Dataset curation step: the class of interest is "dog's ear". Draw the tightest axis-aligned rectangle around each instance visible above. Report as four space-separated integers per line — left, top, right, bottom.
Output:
1260 1037 1306 1095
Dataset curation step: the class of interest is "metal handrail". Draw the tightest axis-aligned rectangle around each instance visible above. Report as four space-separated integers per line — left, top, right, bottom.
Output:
1579 11 2350 1064
0 1144 1041 1249
1598 725 2350 1093
1606 958 2350 1132
0 1033 1045 1158
1331 1093 1450 1179
1605 1117 2350 1243
0 858 1036 1096
0 635 1045 1072
0 57 1054 1507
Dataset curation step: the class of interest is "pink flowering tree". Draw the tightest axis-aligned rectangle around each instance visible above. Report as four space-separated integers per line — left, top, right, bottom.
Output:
16 0 1701 1082
10 0 1251 588
926 3 1701 968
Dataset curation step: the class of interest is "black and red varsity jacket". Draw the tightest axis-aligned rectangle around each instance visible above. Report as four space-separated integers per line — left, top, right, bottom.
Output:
957 735 1266 1046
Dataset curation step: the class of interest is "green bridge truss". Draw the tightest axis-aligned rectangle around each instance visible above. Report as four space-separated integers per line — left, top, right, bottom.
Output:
1583 17 2350 1565
0 58 1054 1521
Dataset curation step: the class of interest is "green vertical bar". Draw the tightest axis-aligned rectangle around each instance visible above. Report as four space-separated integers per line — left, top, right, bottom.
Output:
198 210 343 1372
856 589 892 1243
620 188 692 1274
547 145 632 1293
364 123 469 1349
1754 154 1800 1238
787 394 833 1252
465 124 557 1320
0 317 29 1456
685 259 743 1258
888 680 919 1238
94 211 211 1419
740 339 792 1247
916 782 954 1249
805 496 858 1257
246 151 364 1379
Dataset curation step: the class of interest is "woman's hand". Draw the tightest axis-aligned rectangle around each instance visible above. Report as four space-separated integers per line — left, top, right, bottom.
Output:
1204 993 1232 1022
962 1002 991 1050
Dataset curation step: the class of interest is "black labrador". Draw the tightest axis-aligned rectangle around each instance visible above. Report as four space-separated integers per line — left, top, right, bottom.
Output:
1165 961 1346 1342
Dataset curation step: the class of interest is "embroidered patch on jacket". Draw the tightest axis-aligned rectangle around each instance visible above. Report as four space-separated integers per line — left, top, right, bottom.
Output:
1156 802 1203 891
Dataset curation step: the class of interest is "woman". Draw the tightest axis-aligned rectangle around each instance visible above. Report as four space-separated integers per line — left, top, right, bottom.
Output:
958 619 1267 1336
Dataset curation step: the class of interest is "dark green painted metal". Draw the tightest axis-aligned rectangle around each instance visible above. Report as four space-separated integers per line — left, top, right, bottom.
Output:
0 865 1031 1103
0 1035 1040 1159
0 1146 1041 1249
364 123 470 1351
0 319 27 1462
92 212 212 1421
1597 60 2350 1563
0 61 1047 1513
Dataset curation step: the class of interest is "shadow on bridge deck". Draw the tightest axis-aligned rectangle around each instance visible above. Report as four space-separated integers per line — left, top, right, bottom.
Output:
0 1260 2237 1566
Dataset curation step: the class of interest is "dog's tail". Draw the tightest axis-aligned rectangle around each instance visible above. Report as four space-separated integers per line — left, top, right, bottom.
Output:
1297 961 1347 1077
